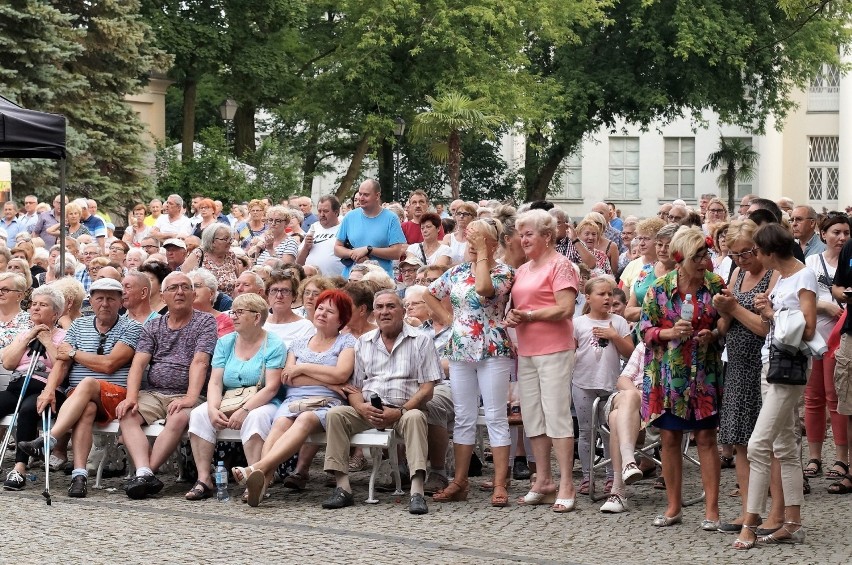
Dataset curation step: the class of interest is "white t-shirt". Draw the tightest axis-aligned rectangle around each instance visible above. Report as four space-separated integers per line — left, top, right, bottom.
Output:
761 267 819 362
264 318 316 349
154 214 192 237
303 222 344 276
805 252 839 340
406 242 452 266
571 313 631 390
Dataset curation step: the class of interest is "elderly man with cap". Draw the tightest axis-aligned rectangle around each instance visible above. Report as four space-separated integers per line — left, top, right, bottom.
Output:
163 238 188 272
397 253 424 298
18 278 143 498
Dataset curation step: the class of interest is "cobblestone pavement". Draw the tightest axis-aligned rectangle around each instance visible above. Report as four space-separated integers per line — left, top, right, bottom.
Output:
1 445 850 565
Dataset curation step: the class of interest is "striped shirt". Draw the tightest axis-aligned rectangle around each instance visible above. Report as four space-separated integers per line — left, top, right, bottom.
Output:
353 323 442 407
257 237 299 265
64 315 142 388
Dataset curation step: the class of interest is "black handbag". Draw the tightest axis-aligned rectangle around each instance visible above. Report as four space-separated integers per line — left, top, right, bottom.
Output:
766 344 809 386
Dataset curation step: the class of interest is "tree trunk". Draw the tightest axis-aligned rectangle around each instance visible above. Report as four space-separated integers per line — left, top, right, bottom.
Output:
336 133 370 201
448 130 461 200
726 161 737 215
378 138 395 202
181 78 197 162
527 141 567 202
301 125 320 194
233 104 256 158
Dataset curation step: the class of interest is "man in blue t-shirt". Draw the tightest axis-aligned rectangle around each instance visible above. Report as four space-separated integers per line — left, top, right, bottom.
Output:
335 179 407 277
76 198 107 251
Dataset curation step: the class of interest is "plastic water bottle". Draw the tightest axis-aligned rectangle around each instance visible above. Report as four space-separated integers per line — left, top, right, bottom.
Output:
214 461 230 502
681 294 694 321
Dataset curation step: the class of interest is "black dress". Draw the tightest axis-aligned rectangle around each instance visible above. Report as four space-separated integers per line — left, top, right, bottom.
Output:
718 268 773 446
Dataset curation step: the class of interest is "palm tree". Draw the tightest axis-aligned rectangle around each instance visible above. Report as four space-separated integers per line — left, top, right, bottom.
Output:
701 136 759 214
410 93 502 200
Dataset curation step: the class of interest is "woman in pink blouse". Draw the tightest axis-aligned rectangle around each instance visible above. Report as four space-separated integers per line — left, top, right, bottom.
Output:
506 209 580 513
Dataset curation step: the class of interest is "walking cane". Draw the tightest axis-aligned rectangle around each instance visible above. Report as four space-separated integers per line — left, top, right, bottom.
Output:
41 409 52 505
0 340 47 472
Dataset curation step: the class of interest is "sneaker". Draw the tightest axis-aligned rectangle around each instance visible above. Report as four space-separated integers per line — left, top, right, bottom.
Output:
322 486 354 509
512 458 532 480
49 455 69 472
3 469 26 491
423 473 449 496
622 463 643 485
68 475 87 498
600 494 628 513
16 438 46 459
124 474 164 499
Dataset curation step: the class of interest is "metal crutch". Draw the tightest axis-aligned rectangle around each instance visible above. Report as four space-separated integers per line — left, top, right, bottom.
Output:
41 409 52 505
0 340 47 472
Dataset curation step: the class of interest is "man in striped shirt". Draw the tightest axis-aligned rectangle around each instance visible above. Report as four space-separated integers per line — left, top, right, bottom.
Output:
321 290 442 515
18 278 142 498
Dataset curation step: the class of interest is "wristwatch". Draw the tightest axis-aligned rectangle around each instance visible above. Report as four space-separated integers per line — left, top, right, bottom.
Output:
399 407 407 416
68 349 77 359
366 245 374 257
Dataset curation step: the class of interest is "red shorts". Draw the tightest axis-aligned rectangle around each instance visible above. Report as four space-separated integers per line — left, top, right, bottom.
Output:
69 380 127 423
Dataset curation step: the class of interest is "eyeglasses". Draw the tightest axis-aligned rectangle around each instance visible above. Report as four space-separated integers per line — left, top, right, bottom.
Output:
729 247 758 260
163 283 193 293
213 236 231 243
191 282 207 290
109 246 125 252
454 212 473 218
707 208 726 214
399 267 417 274
266 218 287 225
404 300 426 309
0 287 21 295
96 332 108 356
690 253 709 264
303 289 322 298
142 244 159 250
791 216 816 224
269 287 293 296
229 309 259 318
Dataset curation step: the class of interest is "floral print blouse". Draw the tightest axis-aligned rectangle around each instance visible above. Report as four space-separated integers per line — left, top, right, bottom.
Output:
203 251 238 295
428 261 515 362
639 270 725 424
0 310 33 350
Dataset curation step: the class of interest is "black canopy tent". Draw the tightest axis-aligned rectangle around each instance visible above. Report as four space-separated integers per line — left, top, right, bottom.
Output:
0 95 68 273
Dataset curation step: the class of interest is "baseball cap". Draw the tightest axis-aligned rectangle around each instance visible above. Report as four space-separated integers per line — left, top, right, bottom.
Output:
163 238 186 249
399 253 425 269
89 278 124 293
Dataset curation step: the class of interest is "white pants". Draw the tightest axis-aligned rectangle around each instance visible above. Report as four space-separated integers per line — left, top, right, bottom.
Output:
746 363 806 513
188 402 279 445
573 386 612 480
449 357 512 446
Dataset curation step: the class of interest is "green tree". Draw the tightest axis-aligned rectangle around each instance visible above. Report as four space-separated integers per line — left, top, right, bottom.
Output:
140 0 229 161
701 136 759 214
410 93 503 200
521 0 852 201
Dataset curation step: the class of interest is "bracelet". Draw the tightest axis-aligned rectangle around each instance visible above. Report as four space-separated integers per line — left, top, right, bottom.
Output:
526 310 534 322
476 258 489 264
241 406 251 413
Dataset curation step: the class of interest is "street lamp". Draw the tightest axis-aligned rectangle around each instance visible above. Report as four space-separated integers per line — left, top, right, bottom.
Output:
219 98 238 148
393 116 406 202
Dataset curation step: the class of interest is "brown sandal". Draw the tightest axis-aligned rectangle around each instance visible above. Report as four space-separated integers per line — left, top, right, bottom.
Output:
479 477 511 491
491 484 509 507
432 480 469 502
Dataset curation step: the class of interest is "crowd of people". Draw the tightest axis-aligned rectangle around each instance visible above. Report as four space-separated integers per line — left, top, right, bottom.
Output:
0 184 849 547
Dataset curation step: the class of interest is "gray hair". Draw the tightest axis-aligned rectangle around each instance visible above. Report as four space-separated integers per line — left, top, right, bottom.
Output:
0 272 27 292
54 253 77 278
288 207 304 225
126 248 148 262
656 223 681 241
548 208 569 222
374 288 402 306
123 270 152 292
239 271 266 293
31 285 65 315
200 223 231 252
188 268 219 302
168 193 184 209
161 270 191 291
516 209 556 242
404 285 428 300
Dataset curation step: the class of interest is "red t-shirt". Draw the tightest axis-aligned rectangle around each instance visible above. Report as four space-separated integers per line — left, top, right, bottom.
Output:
402 221 445 244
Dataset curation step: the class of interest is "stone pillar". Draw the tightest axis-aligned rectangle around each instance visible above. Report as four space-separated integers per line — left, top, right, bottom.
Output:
838 50 852 208
758 115 784 201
